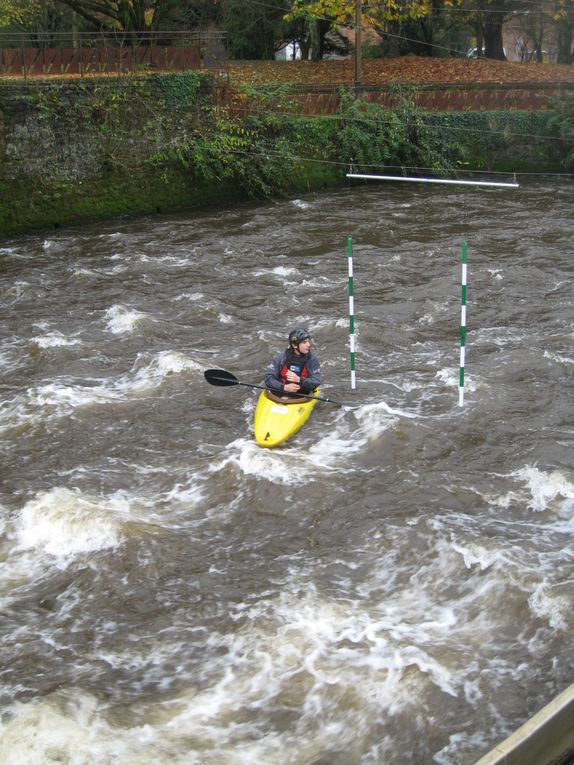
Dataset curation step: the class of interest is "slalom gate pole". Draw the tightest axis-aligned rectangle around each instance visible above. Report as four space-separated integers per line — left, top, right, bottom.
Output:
347 235 356 389
459 241 468 407
346 173 519 189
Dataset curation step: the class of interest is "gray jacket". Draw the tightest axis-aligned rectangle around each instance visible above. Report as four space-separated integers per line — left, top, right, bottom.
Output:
265 349 321 395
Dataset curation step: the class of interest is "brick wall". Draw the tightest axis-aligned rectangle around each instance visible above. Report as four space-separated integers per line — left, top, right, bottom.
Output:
228 82 574 116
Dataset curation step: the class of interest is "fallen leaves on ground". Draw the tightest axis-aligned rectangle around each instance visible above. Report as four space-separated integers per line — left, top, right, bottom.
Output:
229 56 574 87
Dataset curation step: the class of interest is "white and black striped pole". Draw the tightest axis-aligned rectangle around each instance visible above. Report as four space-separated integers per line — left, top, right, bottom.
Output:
459 241 468 407
347 235 356 389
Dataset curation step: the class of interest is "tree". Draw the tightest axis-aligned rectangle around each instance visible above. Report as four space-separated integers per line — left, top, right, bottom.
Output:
54 0 177 32
0 0 41 28
222 0 289 59
165 0 223 31
548 91 574 168
288 0 459 59
287 0 518 60
0 0 70 38
552 0 574 63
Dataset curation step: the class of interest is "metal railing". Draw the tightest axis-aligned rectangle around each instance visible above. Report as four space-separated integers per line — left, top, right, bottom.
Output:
0 30 228 78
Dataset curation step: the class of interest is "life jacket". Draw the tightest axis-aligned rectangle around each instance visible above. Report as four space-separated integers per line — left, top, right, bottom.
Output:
279 349 310 387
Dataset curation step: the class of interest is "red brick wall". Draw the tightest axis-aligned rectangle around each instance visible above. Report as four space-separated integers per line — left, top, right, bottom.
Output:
224 82 573 115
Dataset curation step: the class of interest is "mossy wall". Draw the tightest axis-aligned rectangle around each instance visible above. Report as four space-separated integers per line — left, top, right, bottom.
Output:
0 74 558 238
0 74 240 235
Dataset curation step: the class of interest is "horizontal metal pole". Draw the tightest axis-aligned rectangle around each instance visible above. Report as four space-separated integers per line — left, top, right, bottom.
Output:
347 172 520 189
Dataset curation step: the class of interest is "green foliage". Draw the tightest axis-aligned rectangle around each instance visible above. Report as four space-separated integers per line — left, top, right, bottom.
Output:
156 71 205 113
1 74 564 236
240 82 303 113
335 86 455 175
425 109 552 170
547 92 574 170
223 0 289 60
55 0 168 32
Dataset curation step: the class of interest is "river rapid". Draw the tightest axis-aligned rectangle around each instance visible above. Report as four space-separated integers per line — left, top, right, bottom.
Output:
1 180 573 765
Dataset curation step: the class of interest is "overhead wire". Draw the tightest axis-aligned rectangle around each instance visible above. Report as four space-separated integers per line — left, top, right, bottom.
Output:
7 1 571 181
222 102 574 145
213 144 573 181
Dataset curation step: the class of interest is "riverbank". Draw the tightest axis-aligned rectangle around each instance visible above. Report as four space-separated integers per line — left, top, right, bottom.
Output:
0 67 570 237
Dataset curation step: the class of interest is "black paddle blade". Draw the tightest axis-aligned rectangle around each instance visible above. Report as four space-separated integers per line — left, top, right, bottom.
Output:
204 369 239 387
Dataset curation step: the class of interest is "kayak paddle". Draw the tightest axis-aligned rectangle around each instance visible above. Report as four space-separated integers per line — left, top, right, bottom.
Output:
204 368 349 407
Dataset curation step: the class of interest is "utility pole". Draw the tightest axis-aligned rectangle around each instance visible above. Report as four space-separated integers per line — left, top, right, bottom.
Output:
354 0 362 96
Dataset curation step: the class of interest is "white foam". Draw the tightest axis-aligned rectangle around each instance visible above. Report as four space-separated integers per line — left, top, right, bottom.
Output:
290 199 309 209
164 481 204 507
435 368 478 393
475 327 527 347
528 584 569 630
512 466 574 513
253 266 299 278
0 692 103 765
451 541 502 571
0 553 512 763
543 350 573 365
70 267 99 278
209 430 354 484
174 291 204 302
31 382 120 409
32 331 82 349
208 400 405 484
479 488 522 510
153 351 203 378
207 397 413 484
211 438 302 484
158 583 460 754
418 300 449 325
354 400 414 439
104 304 149 334
308 428 365 464
16 487 126 560
25 352 202 415
434 731 492 765
137 253 191 268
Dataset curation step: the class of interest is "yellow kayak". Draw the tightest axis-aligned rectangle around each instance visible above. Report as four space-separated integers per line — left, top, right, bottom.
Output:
254 389 319 448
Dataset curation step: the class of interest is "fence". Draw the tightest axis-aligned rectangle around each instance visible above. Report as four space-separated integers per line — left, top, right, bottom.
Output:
225 81 574 114
0 30 228 78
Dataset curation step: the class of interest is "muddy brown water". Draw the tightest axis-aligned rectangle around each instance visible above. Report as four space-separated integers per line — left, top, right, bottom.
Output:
1 179 573 764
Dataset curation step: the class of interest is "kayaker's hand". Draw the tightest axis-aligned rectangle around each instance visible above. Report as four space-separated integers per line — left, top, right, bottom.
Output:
286 370 300 383
284 383 300 393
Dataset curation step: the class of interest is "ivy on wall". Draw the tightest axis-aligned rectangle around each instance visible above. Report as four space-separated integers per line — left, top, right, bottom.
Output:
0 74 566 236
155 71 205 113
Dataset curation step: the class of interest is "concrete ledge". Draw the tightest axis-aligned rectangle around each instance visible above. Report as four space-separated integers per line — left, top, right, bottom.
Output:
475 682 574 765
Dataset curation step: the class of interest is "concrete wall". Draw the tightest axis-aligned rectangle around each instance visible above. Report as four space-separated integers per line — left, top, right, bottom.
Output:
475 682 574 765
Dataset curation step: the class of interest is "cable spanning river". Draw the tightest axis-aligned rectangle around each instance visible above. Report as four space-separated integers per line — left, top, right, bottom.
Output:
1 180 573 765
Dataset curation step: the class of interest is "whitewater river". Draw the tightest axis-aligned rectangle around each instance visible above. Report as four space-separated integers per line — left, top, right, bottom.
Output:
1 179 573 765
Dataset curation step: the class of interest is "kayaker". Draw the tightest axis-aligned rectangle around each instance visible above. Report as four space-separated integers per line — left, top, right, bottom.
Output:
265 328 321 397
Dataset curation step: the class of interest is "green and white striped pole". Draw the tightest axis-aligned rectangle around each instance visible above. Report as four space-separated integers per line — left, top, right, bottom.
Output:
459 241 468 407
347 235 356 389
